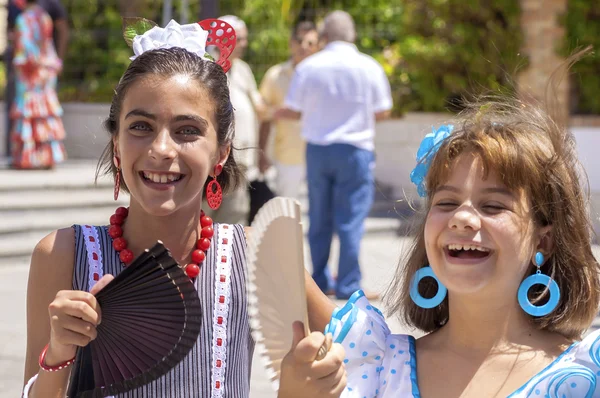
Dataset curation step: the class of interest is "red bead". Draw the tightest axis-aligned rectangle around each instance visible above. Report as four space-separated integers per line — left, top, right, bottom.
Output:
112 237 127 251
115 207 129 217
108 225 123 238
219 295 225 304
92 253 98 261
201 226 214 239
216 359 222 368
200 215 213 228
185 263 200 278
197 238 211 251
110 214 124 225
220 274 226 283
221 256 227 263
93 273 99 281
217 338 222 346
222 238 228 244
119 249 134 264
217 316 223 325
215 381 221 389
191 249 206 263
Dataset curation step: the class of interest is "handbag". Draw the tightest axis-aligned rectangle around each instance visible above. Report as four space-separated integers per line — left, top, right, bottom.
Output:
248 178 276 225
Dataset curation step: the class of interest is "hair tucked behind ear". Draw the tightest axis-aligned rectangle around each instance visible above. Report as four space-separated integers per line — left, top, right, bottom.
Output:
385 48 600 340
95 47 245 196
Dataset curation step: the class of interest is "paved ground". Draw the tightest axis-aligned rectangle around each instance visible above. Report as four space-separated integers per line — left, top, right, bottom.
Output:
2 230 599 397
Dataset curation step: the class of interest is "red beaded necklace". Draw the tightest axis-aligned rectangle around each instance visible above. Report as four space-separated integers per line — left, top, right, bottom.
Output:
108 206 214 278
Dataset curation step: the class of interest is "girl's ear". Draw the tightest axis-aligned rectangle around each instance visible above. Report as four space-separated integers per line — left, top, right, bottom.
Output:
535 225 554 260
218 143 231 166
113 136 120 158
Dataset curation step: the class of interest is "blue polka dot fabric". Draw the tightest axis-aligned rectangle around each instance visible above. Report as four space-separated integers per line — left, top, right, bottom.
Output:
325 290 600 397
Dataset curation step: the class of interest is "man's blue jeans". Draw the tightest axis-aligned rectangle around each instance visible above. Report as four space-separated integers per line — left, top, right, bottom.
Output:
306 143 374 299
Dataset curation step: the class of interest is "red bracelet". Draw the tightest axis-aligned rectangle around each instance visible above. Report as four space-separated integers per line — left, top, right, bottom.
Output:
38 344 76 372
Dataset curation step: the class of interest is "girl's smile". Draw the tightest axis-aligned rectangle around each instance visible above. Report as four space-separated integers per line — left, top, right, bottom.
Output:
139 171 186 191
444 242 492 265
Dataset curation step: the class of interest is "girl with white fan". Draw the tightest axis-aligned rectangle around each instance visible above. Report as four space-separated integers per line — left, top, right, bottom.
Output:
21 18 346 398
283 92 600 396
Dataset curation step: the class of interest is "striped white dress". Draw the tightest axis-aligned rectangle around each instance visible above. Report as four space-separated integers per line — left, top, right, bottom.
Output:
71 223 254 397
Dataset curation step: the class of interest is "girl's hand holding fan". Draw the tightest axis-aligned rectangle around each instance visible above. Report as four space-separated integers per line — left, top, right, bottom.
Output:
45 275 113 368
246 197 346 394
278 321 346 398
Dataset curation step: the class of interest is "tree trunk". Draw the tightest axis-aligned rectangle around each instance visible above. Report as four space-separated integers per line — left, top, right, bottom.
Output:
118 0 145 17
517 0 569 125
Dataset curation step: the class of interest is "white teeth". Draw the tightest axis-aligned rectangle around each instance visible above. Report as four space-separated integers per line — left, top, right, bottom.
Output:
447 244 490 252
143 171 182 184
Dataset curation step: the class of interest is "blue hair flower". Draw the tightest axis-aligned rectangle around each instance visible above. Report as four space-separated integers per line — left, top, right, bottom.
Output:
410 124 454 197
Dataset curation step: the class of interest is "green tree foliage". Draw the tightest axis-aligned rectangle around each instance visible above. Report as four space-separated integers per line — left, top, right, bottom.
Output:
60 0 200 102
60 0 522 115
382 0 523 114
563 0 600 114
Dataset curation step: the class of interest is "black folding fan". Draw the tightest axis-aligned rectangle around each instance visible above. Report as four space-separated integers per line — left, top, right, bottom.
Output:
67 242 202 398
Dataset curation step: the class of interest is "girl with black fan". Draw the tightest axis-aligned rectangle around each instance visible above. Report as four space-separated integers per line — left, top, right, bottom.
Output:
21 17 346 398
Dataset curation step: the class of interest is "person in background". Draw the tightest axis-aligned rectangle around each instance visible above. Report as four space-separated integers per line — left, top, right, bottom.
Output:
257 20 319 200
276 10 392 300
4 0 69 159
205 14 267 225
9 0 66 169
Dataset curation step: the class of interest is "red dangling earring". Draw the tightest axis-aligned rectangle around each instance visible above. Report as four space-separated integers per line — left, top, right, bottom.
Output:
206 164 223 210
113 156 121 201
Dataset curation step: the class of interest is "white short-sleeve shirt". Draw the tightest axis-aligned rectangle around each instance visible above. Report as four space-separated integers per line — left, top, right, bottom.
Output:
284 41 392 151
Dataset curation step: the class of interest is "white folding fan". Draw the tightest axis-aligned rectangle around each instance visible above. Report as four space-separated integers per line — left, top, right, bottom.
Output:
246 197 329 391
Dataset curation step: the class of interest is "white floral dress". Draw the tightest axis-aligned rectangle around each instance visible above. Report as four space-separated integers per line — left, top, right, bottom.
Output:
325 291 600 397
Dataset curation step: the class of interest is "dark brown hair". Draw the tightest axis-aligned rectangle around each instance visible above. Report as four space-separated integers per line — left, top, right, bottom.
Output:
385 97 600 340
292 20 317 39
96 47 245 195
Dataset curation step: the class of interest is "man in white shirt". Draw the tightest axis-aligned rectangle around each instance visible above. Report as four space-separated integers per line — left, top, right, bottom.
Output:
276 10 392 299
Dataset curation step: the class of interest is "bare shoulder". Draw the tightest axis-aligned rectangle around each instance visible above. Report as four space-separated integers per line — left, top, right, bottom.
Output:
23 228 76 383
29 227 76 291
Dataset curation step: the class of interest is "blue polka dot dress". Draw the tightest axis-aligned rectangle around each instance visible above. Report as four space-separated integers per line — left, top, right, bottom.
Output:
325 290 600 397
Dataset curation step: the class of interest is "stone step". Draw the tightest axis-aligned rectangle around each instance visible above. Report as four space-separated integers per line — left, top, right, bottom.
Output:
0 188 128 211
0 161 112 191
0 254 32 268
0 230 52 259
0 206 120 235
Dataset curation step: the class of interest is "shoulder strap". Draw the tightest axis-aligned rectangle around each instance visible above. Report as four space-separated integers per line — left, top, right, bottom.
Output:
210 223 235 398
81 225 104 292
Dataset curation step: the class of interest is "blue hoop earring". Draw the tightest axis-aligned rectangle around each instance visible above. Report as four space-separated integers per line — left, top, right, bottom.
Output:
518 252 560 317
410 266 447 309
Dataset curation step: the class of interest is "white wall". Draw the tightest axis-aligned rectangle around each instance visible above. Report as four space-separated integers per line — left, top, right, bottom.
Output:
572 128 600 236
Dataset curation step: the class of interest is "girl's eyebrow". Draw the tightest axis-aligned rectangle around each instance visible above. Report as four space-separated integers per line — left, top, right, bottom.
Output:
125 109 209 129
481 187 515 199
435 185 515 199
435 185 461 194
